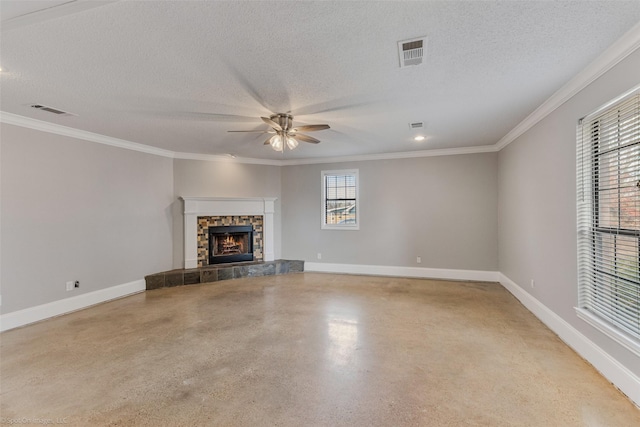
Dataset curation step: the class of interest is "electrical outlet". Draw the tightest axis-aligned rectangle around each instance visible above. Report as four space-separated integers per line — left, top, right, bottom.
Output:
317 253 322 260
66 281 74 291
531 279 535 288
416 256 422 264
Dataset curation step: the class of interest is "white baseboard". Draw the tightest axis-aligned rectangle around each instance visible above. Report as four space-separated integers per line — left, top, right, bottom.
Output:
499 273 640 407
0 279 145 332
305 262 499 282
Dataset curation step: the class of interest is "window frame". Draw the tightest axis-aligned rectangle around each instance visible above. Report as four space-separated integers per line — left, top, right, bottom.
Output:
321 169 360 230
576 84 640 357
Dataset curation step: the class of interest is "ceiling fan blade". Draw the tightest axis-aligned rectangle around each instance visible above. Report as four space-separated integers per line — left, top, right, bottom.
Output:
292 98 379 116
227 130 271 133
263 138 272 145
292 124 330 132
149 111 259 122
221 61 276 111
294 133 321 144
261 117 282 131
190 112 259 122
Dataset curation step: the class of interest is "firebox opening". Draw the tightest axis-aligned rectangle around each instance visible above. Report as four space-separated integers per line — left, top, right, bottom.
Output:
208 225 254 264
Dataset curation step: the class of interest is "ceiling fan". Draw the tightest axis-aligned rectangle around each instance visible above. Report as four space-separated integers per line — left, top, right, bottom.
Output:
228 113 330 152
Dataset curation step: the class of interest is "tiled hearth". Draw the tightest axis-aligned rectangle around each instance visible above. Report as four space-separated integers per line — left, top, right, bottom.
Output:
145 259 304 290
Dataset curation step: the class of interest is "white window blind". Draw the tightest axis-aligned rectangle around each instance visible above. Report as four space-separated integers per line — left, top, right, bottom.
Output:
577 87 640 350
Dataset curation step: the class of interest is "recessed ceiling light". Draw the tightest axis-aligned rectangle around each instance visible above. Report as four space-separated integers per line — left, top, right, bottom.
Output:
414 135 425 141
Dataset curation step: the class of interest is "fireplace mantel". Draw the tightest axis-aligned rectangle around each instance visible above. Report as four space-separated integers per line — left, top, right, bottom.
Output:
180 197 277 269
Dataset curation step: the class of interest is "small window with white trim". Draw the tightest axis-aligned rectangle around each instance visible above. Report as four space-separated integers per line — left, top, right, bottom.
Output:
322 169 359 230
576 84 640 355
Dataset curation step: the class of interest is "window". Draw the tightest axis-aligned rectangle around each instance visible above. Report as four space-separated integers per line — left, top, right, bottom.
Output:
322 170 359 230
577 85 640 355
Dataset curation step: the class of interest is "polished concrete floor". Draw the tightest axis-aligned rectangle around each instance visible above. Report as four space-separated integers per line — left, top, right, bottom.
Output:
1 273 638 426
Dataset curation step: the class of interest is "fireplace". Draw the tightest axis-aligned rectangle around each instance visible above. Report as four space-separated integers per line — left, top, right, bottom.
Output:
208 225 254 264
181 197 276 269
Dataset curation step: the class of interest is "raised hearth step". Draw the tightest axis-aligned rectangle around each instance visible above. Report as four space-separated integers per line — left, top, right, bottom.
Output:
145 259 304 290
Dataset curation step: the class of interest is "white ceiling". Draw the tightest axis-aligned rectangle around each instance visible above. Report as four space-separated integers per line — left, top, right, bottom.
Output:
1 0 640 161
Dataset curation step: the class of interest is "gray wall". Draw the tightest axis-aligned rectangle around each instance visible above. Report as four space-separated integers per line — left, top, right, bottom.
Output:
0 123 174 314
172 159 282 267
281 154 498 271
498 48 640 377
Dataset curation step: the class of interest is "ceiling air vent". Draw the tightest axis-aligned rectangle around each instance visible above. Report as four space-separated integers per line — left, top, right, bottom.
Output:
398 37 426 68
409 122 424 129
31 104 75 116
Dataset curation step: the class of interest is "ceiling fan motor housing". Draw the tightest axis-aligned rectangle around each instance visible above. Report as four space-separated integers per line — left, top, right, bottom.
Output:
270 113 294 132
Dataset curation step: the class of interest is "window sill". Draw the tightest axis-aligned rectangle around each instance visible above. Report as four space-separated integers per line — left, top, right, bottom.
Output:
321 225 360 231
575 307 640 357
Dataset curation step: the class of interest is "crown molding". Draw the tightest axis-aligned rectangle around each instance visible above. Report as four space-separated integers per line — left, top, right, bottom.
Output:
0 112 176 158
495 20 640 151
278 145 498 166
0 111 498 166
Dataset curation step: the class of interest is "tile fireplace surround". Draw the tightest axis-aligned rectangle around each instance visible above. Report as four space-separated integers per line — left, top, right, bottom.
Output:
181 197 276 269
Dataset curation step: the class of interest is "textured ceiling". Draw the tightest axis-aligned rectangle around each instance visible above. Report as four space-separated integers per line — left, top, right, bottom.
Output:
1 0 640 161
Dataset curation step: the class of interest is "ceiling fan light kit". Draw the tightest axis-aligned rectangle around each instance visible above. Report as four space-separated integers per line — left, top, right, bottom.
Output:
229 113 329 152
286 136 298 150
269 134 283 151
268 133 298 152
